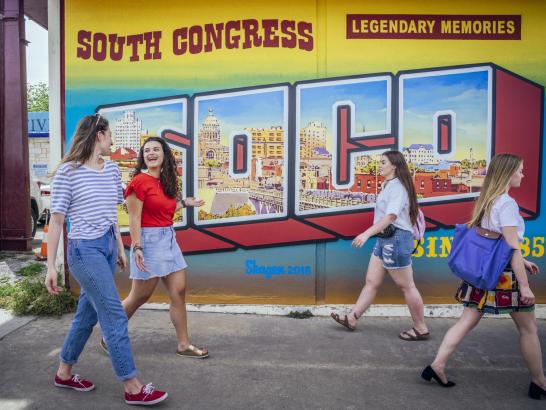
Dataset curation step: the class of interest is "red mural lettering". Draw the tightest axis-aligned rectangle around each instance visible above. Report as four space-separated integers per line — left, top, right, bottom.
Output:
92 32 107 61
280 20 297 48
242 19 263 49
143 31 162 60
126 34 144 62
76 21 315 61
76 30 92 59
204 23 224 52
173 28 188 55
189 25 203 54
298 22 314 51
262 19 280 47
109 34 124 61
225 20 242 49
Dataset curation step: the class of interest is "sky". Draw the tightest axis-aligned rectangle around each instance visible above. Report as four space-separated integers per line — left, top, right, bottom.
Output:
101 102 186 136
26 18 48 85
401 70 489 160
197 90 286 144
299 80 389 133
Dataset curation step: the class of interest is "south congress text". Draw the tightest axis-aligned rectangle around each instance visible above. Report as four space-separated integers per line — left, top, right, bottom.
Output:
75 19 314 62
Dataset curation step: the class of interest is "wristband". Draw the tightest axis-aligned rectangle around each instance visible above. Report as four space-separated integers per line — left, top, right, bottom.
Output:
133 245 143 252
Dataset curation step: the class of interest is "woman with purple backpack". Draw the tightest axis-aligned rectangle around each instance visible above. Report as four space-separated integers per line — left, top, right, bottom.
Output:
421 153 546 400
331 150 429 340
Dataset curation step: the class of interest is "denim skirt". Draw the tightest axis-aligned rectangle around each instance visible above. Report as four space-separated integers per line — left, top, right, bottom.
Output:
130 226 188 280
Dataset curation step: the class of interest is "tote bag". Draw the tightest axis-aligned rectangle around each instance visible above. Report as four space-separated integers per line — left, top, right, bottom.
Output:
447 224 514 290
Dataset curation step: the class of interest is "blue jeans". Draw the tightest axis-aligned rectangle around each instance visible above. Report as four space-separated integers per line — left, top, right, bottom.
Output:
60 226 137 381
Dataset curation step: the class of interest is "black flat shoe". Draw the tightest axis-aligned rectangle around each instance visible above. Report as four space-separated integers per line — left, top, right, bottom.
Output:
421 365 456 387
529 382 546 400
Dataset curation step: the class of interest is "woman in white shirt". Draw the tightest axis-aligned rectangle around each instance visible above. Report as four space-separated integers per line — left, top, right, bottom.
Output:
331 150 429 341
422 153 546 400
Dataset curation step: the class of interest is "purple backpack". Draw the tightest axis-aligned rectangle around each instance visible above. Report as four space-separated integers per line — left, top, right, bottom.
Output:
413 208 425 241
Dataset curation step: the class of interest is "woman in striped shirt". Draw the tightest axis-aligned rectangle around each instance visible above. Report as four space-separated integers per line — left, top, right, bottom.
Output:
45 114 168 406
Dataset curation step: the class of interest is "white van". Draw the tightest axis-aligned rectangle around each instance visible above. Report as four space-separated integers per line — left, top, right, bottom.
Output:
30 177 47 238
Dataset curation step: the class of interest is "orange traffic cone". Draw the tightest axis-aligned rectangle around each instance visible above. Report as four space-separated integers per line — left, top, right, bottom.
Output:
35 220 49 261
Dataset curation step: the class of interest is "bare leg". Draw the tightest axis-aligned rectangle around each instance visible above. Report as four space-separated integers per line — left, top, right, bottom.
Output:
510 311 546 389
345 255 387 327
388 265 428 335
122 278 159 319
161 269 207 354
430 307 483 383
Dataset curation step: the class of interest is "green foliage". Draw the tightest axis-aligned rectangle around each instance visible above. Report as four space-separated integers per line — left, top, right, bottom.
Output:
0 274 77 316
287 310 314 319
27 82 49 112
198 203 256 220
204 159 221 168
17 263 44 277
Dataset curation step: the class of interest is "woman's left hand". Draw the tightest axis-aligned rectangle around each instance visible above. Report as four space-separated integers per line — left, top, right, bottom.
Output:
523 259 540 275
352 233 369 248
117 248 128 270
185 197 205 207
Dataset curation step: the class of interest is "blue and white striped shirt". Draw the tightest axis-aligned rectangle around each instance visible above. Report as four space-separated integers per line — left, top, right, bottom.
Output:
51 160 124 239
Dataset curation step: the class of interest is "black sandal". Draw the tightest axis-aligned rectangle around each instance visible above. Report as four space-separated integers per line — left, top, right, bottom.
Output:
399 327 430 341
330 312 357 331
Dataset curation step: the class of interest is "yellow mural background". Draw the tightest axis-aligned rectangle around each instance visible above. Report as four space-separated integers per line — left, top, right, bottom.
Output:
65 0 546 88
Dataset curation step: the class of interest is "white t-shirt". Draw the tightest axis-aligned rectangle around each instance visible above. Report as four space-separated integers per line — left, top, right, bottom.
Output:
481 193 525 241
374 178 413 232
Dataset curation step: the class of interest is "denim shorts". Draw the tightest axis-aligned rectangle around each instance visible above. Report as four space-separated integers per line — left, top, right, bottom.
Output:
372 228 413 269
130 226 188 280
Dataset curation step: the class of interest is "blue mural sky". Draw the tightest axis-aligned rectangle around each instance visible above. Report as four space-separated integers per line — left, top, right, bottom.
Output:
402 70 489 160
101 101 186 138
197 90 286 144
299 80 389 134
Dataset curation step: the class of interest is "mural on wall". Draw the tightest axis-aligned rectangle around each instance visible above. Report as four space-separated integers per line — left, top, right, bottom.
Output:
96 64 541 252
96 98 189 227
193 87 289 225
63 0 546 304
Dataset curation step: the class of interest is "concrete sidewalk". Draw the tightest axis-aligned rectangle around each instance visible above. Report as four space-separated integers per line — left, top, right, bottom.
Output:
0 311 545 409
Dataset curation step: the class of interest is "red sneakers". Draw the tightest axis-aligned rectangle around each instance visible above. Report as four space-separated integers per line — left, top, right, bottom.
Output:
54 374 95 392
125 383 168 406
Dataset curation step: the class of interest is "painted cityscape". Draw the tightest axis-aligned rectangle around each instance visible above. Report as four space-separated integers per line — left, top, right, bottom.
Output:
193 87 289 225
296 68 490 215
97 98 188 228
99 68 490 227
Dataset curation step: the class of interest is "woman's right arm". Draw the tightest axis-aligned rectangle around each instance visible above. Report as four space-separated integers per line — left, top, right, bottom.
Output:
45 212 65 295
126 192 146 271
502 226 534 305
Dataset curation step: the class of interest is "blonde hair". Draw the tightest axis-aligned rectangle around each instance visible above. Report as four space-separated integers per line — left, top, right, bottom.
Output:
468 153 522 227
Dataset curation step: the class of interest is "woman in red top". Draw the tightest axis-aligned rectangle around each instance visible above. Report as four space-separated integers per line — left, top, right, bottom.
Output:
101 137 208 358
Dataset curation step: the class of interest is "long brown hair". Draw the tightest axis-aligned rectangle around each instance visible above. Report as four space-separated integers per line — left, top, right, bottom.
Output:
468 153 522 227
133 137 179 199
53 114 109 174
382 150 419 225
